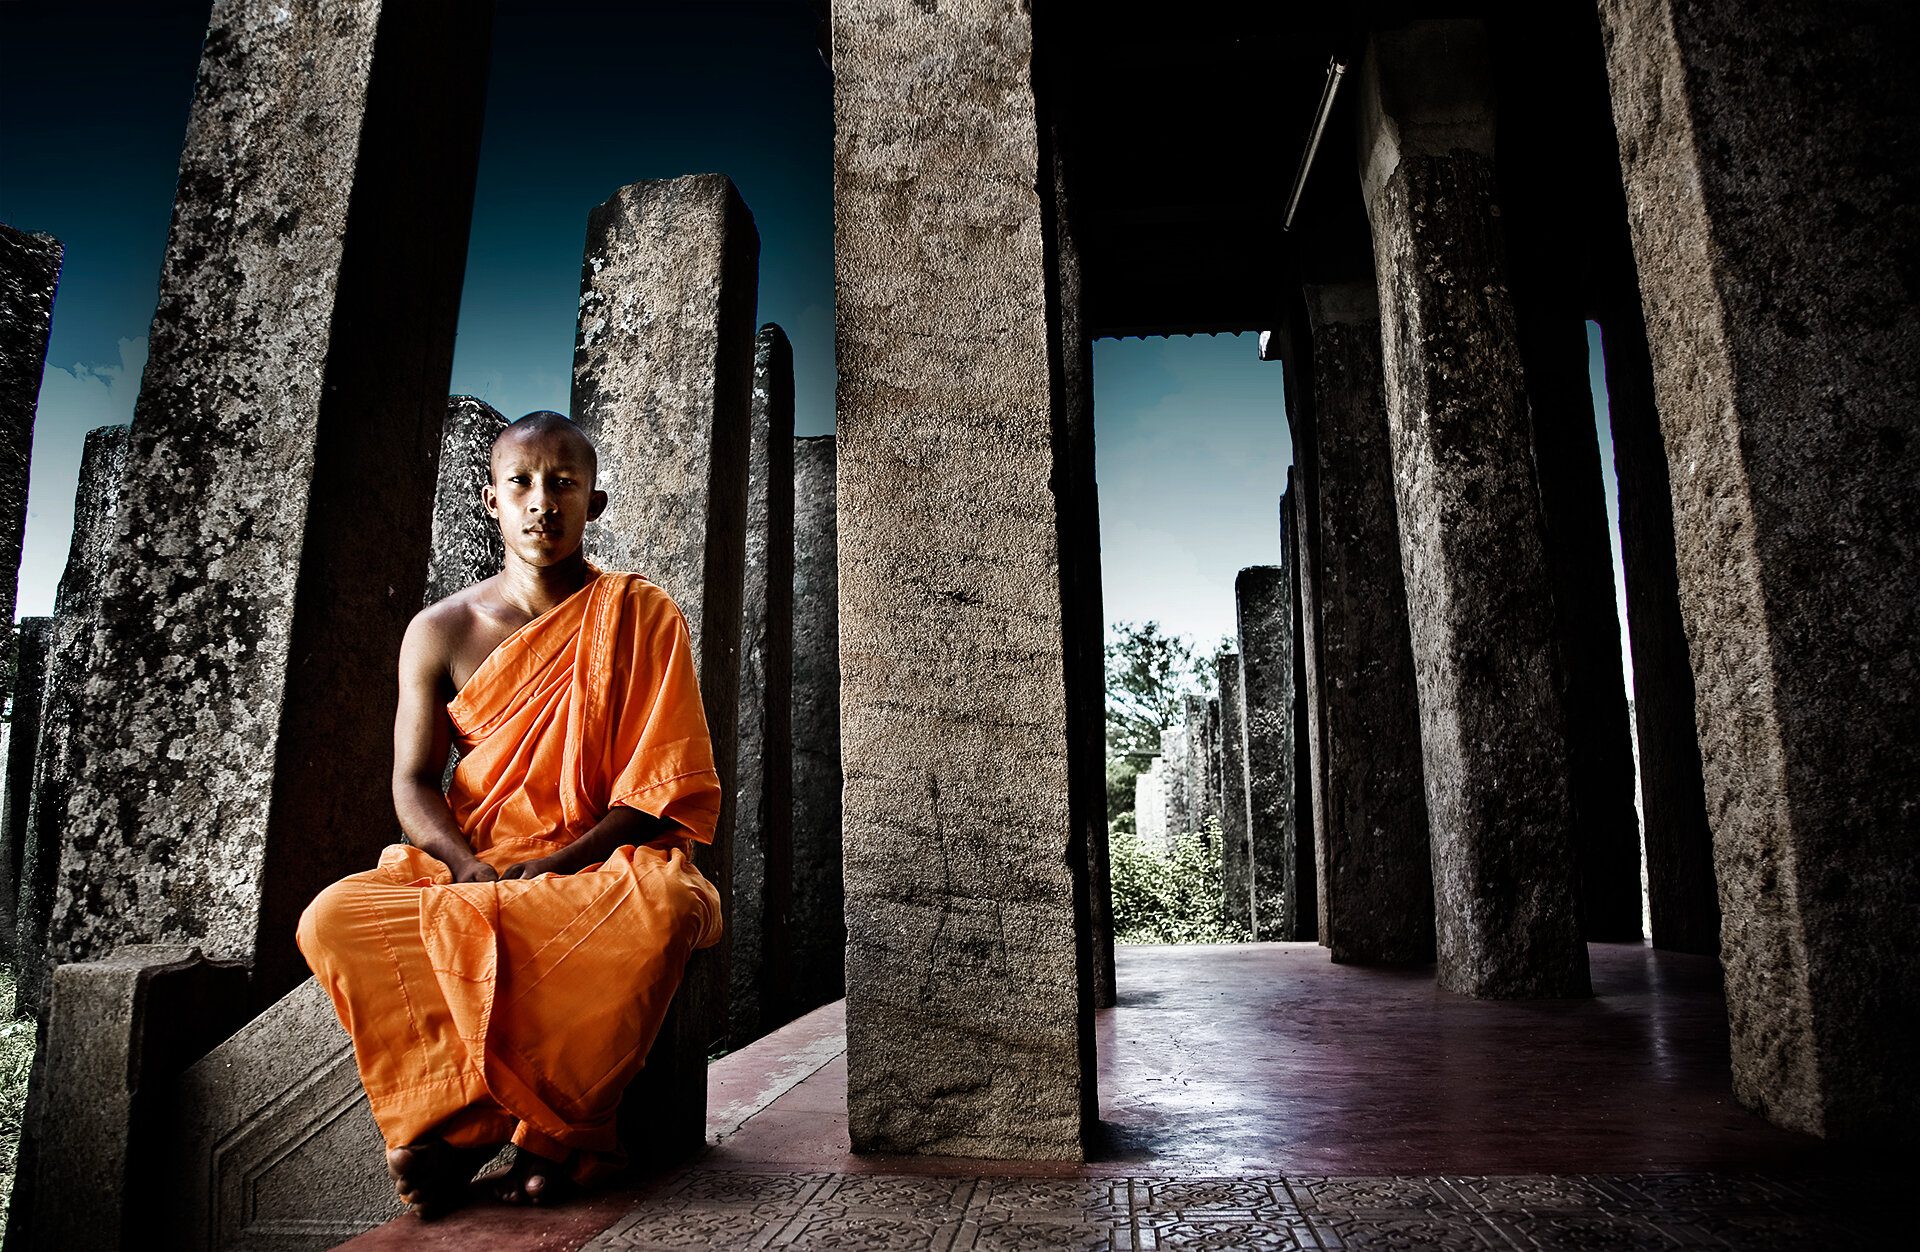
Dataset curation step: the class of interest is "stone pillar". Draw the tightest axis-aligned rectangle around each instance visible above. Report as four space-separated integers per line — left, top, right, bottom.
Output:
424 396 507 605
729 323 795 1046
0 226 59 631
1158 723 1190 846
1599 0 1919 1138
1357 20 1589 998
1134 758 1167 851
1598 287 1717 955
835 0 1096 1159
1183 694 1214 842
1237 564 1310 941
1285 470 1331 945
572 173 759 1161
1217 654 1252 934
0 619 50 958
37 1 492 1014
1301 284 1434 966
789 434 844 1014
15 426 127 1009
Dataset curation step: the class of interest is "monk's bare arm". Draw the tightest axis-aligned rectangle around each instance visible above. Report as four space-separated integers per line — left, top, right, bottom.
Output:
498 804 682 879
393 608 498 884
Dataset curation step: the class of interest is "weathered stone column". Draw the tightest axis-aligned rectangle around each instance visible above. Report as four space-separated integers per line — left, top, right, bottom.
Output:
789 434 844 1015
1300 284 1436 966
572 173 759 1161
14 425 126 1009
0 226 58 631
0 619 50 957
1285 470 1331 944
1217 654 1253 934
1158 723 1190 846
1600 0 1919 1138
1134 758 1167 852
835 0 1096 1159
1237 563 1310 941
1184 693 1215 841
38 0 492 1012
730 323 795 1046
1598 286 1717 955
424 396 508 605
1357 20 1589 998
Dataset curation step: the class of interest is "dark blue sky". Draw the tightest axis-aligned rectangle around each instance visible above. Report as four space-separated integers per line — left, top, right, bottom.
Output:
0 1 1617 659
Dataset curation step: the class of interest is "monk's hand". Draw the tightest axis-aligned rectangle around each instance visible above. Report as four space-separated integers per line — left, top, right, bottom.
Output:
501 854 564 880
451 857 499 884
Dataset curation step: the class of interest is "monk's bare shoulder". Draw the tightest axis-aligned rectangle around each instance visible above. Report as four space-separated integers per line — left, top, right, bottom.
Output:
405 576 514 695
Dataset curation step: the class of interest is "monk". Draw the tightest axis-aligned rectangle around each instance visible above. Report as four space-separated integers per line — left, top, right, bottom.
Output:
296 411 724 1218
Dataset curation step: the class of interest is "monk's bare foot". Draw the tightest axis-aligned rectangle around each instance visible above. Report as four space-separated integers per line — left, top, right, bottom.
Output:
479 1145 571 1206
386 1139 494 1220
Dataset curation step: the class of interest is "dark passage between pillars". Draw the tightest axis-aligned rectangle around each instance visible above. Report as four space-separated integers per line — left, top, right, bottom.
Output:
1357 20 1589 999
835 0 1096 1160
1601 0 1920 1139
1597 288 1718 957
1300 283 1434 967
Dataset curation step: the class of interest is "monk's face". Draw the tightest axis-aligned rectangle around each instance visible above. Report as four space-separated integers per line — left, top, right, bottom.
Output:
485 425 608 567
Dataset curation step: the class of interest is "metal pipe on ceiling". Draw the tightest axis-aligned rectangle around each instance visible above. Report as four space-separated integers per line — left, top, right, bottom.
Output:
1282 56 1348 232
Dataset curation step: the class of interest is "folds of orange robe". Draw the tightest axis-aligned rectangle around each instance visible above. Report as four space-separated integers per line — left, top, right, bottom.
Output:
297 572 724 1173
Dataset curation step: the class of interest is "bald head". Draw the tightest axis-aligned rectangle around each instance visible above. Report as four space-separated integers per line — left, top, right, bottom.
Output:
491 411 598 486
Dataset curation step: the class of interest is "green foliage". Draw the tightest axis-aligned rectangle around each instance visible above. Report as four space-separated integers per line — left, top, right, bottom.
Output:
0 963 33 1223
1109 817 1250 945
1104 621 1208 759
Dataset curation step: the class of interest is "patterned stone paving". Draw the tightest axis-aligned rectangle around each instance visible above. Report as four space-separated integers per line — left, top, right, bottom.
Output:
578 1171 1884 1250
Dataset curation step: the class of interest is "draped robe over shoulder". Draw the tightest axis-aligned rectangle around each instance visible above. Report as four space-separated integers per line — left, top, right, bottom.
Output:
297 571 723 1173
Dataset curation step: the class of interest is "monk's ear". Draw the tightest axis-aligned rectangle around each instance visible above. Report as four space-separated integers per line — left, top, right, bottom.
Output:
588 489 608 521
483 482 500 518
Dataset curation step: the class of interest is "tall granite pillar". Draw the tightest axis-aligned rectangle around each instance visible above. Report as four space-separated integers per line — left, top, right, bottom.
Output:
424 396 508 605
572 173 759 1161
1237 565 1309 941
730 323 796 1046
36 0 492 1012
1598 287 1717 955
1134 758 1167 851
790 434 844 1014
1184 694 1215 842
1599 0 1920 1138
1302 284 1435 965
1217 654 1252 933
0 226 59 632
1285 470 1331 944
15 426 127 1008
1158 724 1190 846
1357 21 1588 998
0 619 50 957
835 0 1096 1159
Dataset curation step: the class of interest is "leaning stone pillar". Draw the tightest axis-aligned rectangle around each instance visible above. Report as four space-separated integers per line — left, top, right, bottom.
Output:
424 396 508 605
1600 0 1920 1138
0 225 59 630
1301 283 1434 966
1217 654 1253 934
1237 565 1310 941
38 0 493 1013
0 619 50 957
835 0 1096 1159
789 434 844 1014
572 173 759 1161
14 426 127 1009
1597 285 1717 955
1357 20 1589 998
729 323 796 1046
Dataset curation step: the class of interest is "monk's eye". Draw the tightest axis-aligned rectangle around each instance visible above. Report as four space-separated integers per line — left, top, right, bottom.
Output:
509 475 531 486
555 477 576 488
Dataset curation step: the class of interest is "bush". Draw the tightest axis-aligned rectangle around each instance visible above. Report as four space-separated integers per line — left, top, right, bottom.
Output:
0 963 33 1224
1109 817 1250 945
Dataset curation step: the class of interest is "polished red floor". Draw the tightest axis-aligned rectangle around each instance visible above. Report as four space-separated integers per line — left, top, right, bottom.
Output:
338 941 1839 1248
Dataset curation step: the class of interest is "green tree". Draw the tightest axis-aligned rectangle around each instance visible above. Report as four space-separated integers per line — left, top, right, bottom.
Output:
1104 621 1208 757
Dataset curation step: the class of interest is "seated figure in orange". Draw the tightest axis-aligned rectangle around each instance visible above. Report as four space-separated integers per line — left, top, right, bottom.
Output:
297 411 723 1217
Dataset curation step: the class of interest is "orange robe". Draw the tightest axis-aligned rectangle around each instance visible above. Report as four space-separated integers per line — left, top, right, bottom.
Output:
297 571 724 1175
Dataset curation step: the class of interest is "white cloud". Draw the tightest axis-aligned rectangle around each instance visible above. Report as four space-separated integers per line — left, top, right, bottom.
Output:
16 337 146 620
